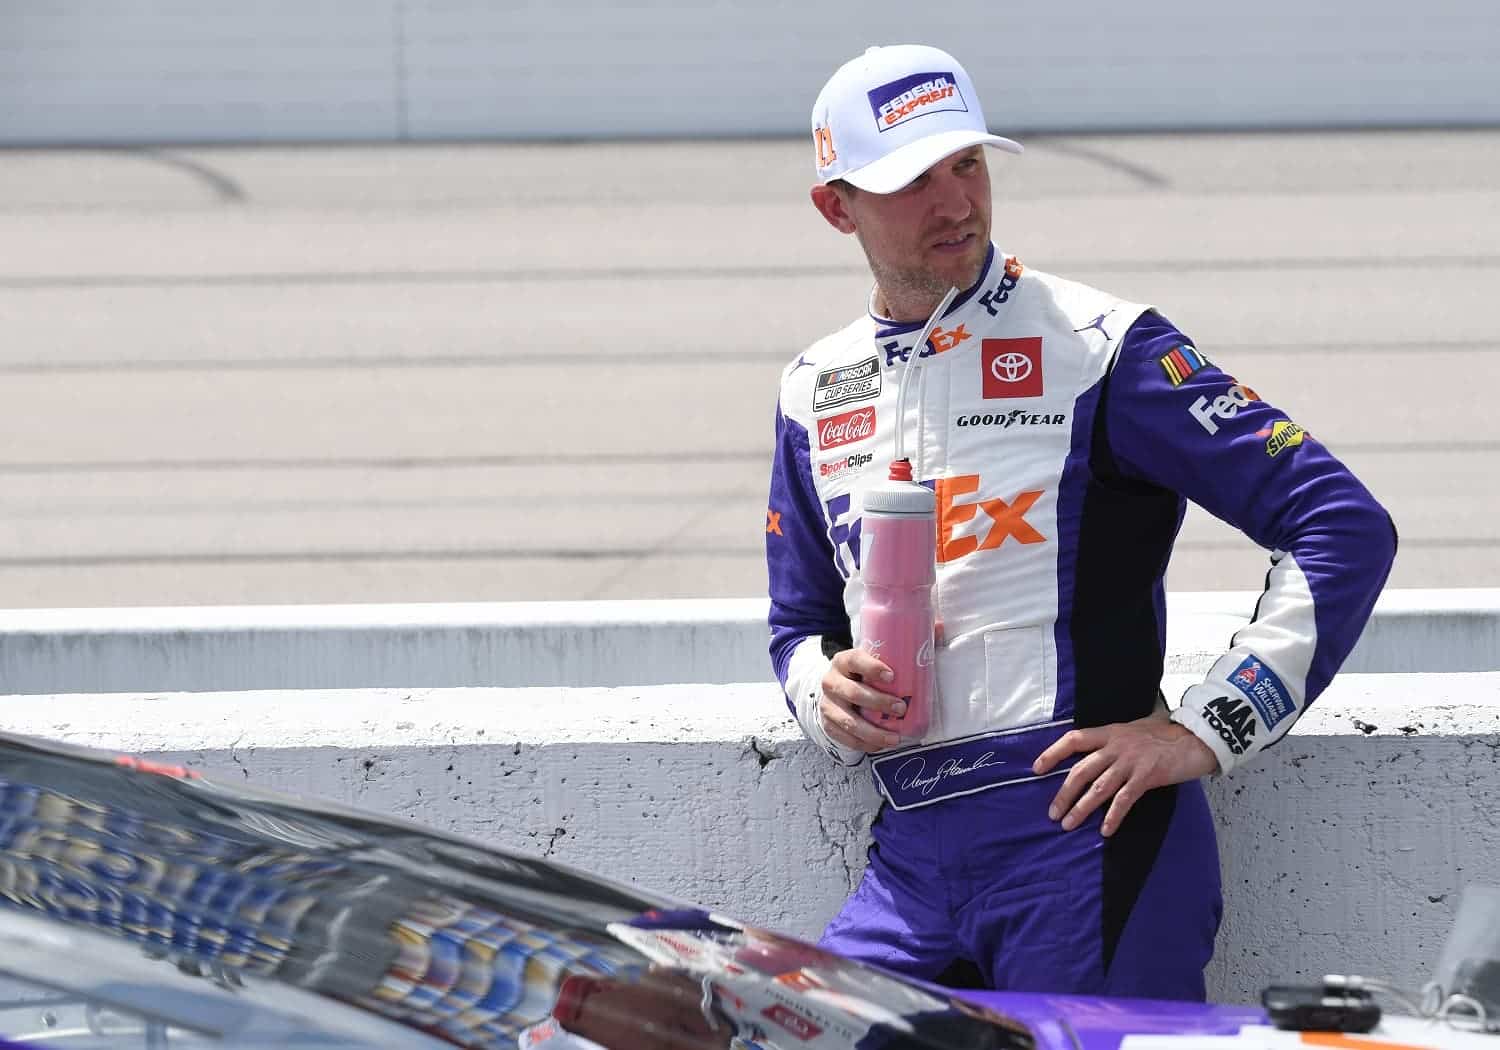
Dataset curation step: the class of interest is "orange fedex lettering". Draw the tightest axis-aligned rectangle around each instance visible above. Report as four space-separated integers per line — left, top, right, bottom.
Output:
929 324 971 353
935 475 1045 562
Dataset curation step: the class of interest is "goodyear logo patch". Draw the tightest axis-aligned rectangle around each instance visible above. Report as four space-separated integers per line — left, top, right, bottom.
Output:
1228 654 1295 729
867 71 968 132
1159 344 1210 386
1261 420 1309 457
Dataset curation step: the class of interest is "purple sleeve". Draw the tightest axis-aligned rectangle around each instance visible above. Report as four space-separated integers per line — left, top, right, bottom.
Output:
766 401 850 699
1103 312 1397 707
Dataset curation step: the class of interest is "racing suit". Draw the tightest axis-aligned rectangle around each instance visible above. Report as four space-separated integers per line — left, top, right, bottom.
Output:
765 244 1397 1000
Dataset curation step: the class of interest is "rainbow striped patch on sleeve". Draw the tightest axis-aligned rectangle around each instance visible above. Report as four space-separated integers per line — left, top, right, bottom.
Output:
1158 344 1210 386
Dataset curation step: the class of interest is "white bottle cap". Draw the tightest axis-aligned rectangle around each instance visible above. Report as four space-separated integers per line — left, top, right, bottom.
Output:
861 478 935 516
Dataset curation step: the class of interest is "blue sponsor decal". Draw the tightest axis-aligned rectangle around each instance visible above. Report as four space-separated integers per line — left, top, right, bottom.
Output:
866 71 968 132
1228 655 1295 729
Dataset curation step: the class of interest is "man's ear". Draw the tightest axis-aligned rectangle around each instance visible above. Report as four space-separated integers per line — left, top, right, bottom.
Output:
810 183 857 234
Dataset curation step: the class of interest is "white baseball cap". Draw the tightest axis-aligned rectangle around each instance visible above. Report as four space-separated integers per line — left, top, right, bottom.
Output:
811 44 1022 194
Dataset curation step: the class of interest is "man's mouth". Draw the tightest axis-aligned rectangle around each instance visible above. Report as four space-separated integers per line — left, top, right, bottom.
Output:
931 232 976 253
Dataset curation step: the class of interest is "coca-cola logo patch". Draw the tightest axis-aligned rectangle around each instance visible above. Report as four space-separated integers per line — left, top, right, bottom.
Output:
818 407 876 450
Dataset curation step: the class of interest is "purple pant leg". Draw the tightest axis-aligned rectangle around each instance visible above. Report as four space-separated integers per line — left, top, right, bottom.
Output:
821 778 1220 1000
818 807 960 981
1099 779 1222 1000
953 779 1220 999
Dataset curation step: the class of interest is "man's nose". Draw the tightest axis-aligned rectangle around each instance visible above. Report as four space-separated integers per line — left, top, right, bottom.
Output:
930 173 973 223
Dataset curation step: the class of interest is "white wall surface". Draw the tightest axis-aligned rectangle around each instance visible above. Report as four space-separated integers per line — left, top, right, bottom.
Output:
2 589 1496 695
3 672 1495 1006
1 2 401 142
4 0 1498 144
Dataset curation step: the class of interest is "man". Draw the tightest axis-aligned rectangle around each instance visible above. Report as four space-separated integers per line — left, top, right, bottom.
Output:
765 44 1397 1000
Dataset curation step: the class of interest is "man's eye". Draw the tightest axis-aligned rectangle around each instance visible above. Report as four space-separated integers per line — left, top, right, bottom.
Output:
955 159 979 174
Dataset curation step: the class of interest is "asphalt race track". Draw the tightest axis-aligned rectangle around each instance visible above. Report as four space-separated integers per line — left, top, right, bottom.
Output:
0 130 1495 607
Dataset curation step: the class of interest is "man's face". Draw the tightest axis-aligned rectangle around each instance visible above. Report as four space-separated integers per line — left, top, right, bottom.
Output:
834 147 993 317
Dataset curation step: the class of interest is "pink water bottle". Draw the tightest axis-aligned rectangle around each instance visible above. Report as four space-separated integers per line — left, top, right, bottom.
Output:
858 458 936 740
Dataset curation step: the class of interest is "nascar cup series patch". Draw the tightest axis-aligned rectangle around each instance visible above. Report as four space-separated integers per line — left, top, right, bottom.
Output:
813 357 881 412
1159 344 1210 386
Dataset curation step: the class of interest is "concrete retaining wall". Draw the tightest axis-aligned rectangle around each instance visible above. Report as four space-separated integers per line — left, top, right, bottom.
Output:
4 671 1496 1006
4 589 1498 695
8 0 1499 145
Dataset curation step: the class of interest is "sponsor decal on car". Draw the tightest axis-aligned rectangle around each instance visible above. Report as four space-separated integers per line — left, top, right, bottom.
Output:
1202 694 1257 756
774 969 825 992
1189 382 1260 435
1229 655 1295 728
518 1019 562 1048
981 337 1044 399
813 357 881 412
867 71 968 131
762 1003 824 1040
1259 419 1310 457
1159 344 1210 386
114 755 201 780
817 406 876 450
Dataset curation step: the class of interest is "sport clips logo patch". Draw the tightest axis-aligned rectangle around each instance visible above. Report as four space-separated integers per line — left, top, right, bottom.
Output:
867 71 968 132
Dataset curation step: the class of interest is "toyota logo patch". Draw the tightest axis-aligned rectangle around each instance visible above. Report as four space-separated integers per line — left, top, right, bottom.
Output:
981 338 1044 399
990 352 1033 383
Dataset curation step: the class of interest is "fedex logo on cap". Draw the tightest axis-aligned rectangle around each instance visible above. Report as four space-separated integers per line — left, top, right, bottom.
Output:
867 71 968 132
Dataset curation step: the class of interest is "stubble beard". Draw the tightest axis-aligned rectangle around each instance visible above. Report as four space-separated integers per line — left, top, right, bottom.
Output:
863 241 985 323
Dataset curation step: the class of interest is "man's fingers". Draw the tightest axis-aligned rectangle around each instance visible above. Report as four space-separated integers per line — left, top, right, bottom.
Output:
824 654 906 717
1033 727 1105 776
832 647 896 687
1099 776 1146 838
1046 749 1110 822
831 679 907 718
821 696 902 752
1060 761 1129 832
1035 715 1214 834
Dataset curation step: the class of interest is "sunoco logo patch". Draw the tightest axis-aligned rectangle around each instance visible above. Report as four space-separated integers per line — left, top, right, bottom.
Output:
813 356 882 412
867 71 968 132
1260 420 1310 457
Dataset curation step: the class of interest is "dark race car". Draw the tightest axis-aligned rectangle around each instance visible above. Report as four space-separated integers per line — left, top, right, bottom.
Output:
0 731 1265 1049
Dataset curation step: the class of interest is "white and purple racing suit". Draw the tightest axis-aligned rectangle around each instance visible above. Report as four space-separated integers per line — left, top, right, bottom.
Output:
765 244 1397 999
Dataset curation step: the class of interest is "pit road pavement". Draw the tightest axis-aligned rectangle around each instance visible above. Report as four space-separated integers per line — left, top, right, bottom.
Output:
0 131 1495 607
